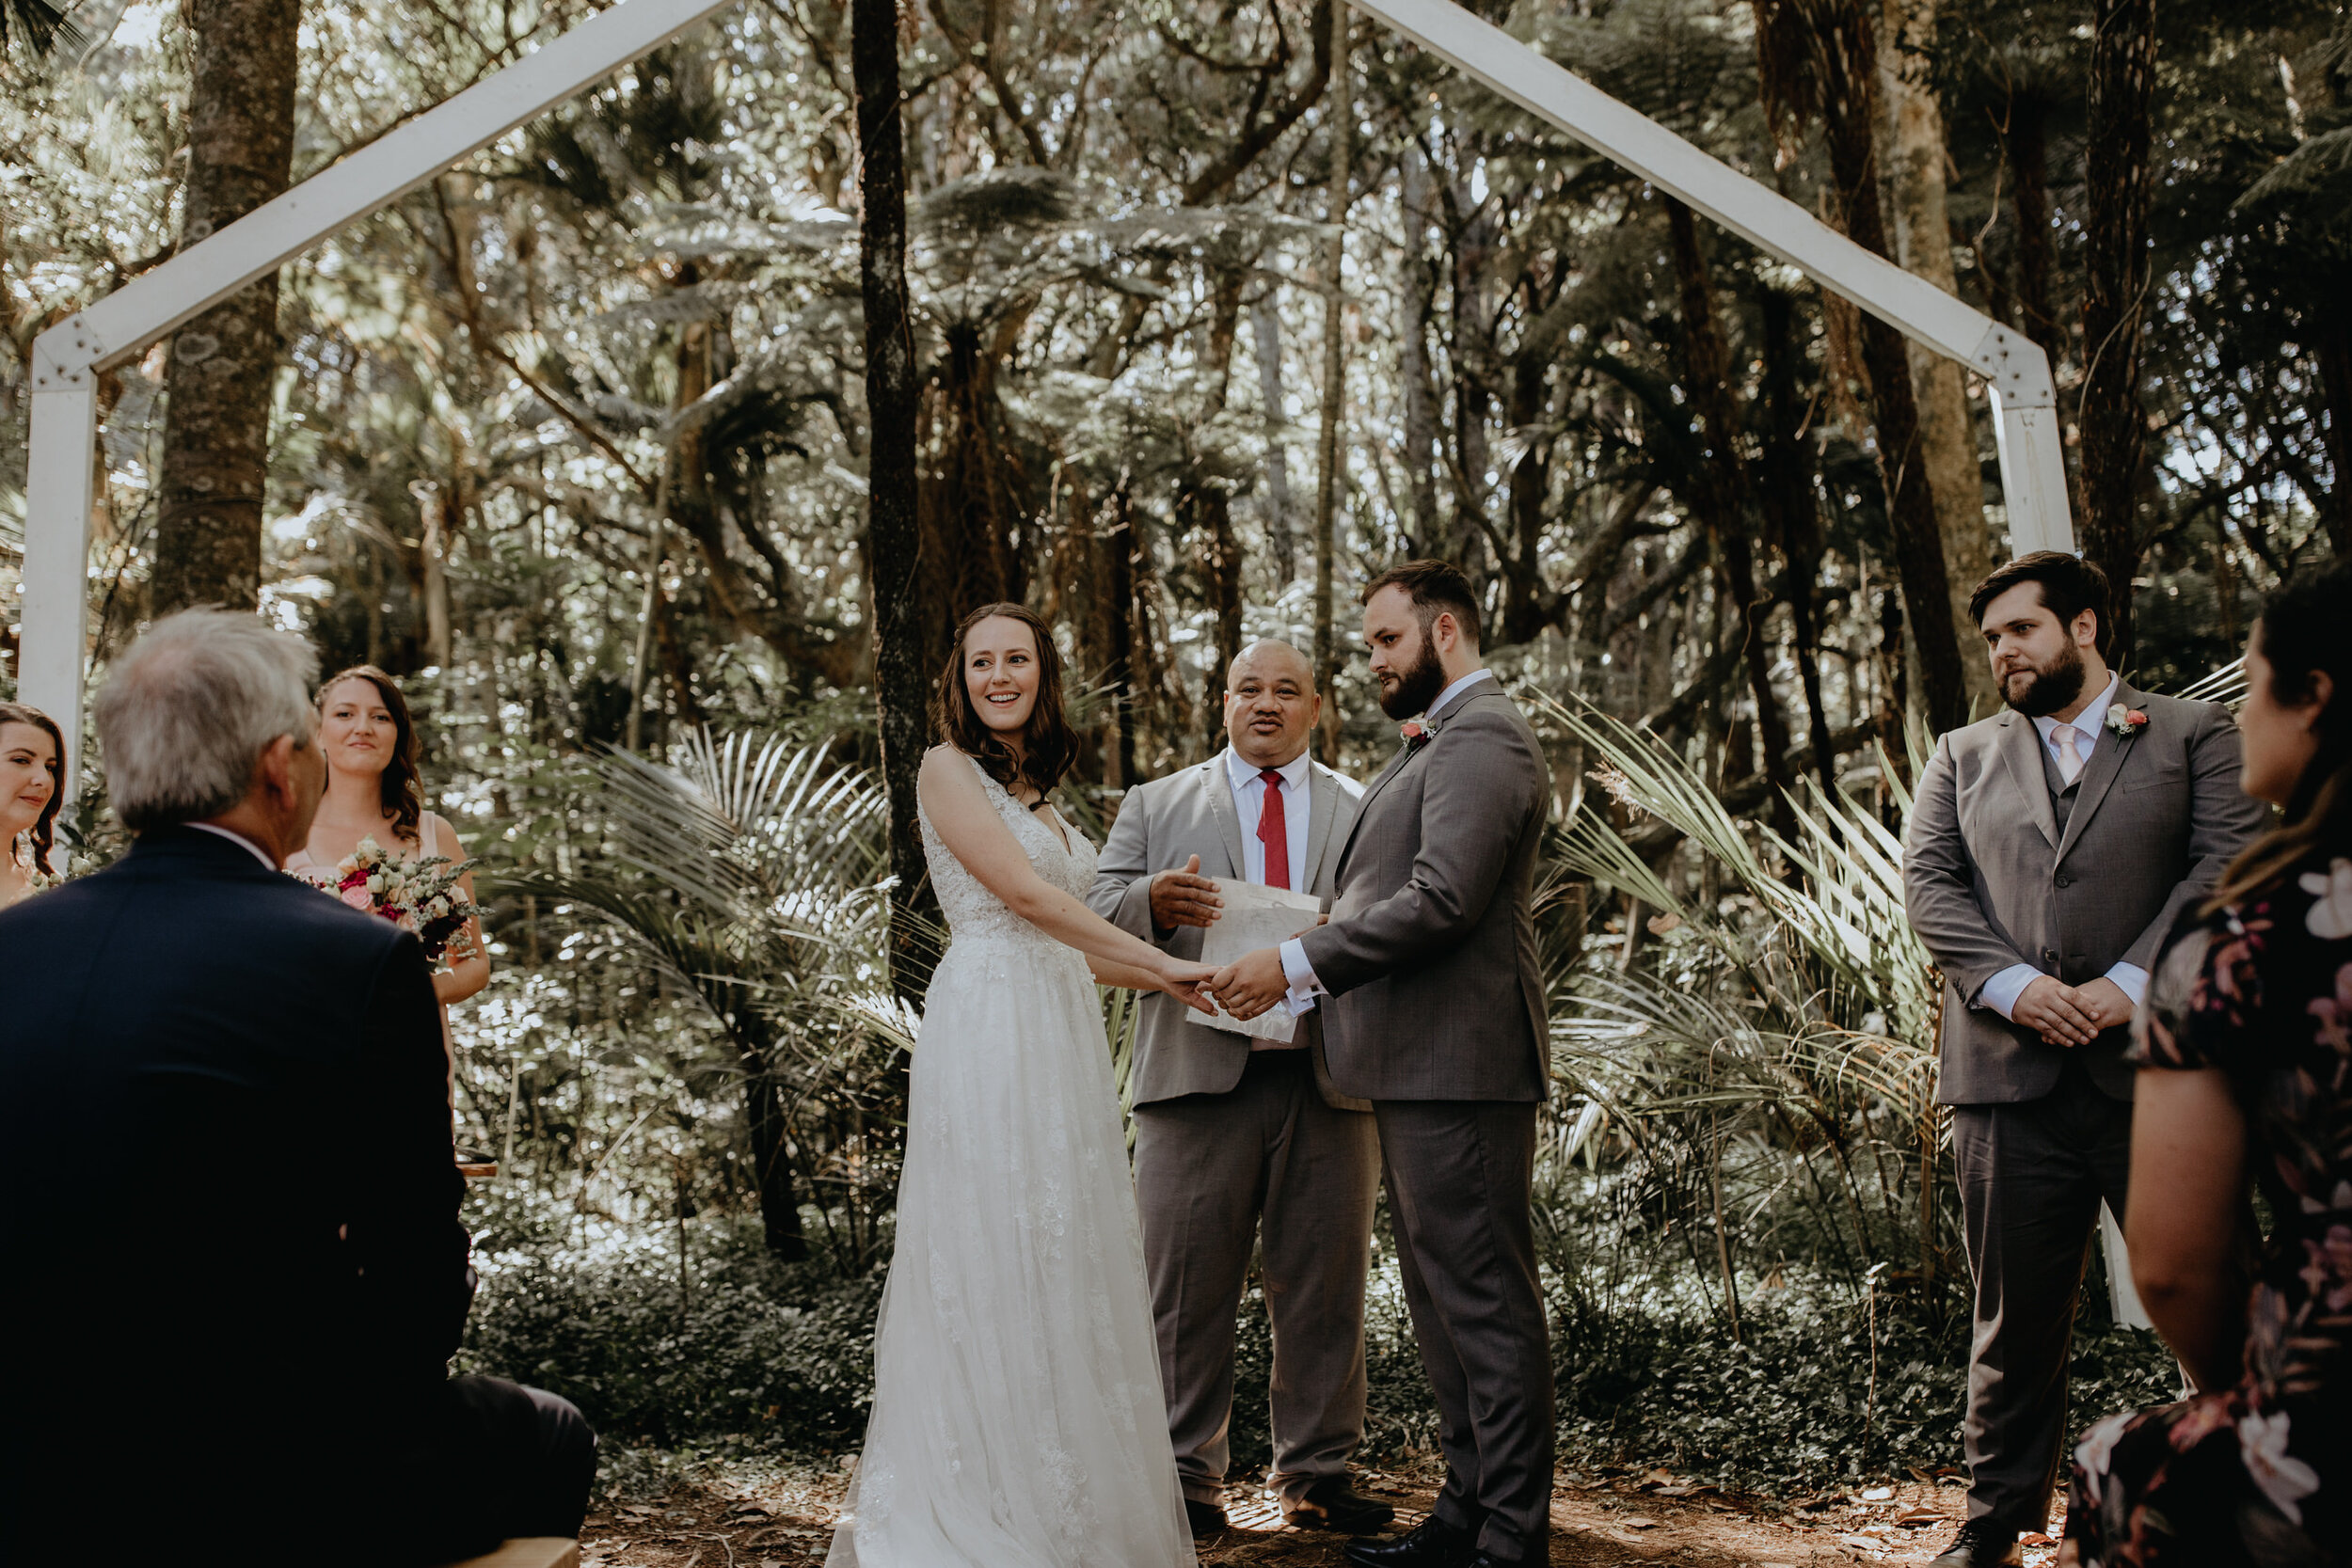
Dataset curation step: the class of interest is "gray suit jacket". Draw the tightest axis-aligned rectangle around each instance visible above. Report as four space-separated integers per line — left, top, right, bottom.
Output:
1296 680 1550 1103
1903 679 2267 1104
1089 749 1368 1110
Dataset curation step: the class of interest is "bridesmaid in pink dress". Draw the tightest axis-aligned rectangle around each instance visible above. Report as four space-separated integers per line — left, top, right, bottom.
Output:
285 667 489 1097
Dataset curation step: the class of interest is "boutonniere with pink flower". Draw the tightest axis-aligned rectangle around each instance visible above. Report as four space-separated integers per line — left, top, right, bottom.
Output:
293 834 479 971
2106 703 2150 738
1400 718 1438 749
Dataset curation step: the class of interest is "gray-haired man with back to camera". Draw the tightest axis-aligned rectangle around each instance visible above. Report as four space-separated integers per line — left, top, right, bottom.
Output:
1088 639 1392 1543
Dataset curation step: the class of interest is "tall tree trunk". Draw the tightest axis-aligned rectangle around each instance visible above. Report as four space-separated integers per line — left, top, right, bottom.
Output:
2007 94 2065 371
738 1030 808 1261
1757 283 1842 796
1099 483 1140 787
629 300 713 750
2079 0 2157 670
1664 198 1798 835
1311 0 1352 764
920 320 1026 676
413 481 454 669
2313 325 2352 556
1877 0 1996 712
1249 296 1299 583
1197 271 1248 727
1759 0 1970 733
1398 144 1443 554
151 0 299 615
1500 354 1550 648
852 0 933 1006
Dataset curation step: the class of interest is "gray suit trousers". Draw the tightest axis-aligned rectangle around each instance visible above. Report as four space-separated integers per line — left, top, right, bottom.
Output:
1951 1060 2134 1536
1376 1101 1554 1560
1133 1050 1381 1508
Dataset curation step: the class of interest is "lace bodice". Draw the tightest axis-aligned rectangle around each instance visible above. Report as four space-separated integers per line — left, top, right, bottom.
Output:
918 753 1097 950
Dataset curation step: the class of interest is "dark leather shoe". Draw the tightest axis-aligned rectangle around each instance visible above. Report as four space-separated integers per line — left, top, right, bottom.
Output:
1285 1474 1398 1533
1343 1516 1475 1568
1468 1556 1526 1568
1184 1497 1228 1540
1929 1522 2023 1567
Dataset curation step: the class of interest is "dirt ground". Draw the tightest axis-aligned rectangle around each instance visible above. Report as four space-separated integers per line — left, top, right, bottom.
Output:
580 1459 2069 1568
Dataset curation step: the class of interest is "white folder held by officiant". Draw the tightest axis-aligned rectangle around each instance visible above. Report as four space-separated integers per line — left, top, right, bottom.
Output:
1186 877 1324 1043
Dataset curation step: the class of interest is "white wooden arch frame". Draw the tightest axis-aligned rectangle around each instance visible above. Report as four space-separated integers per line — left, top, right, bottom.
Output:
18 0 2074 789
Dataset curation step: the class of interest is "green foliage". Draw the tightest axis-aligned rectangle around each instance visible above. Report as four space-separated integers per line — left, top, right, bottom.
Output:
460 1200 884 1453
1549 1280 2175 1490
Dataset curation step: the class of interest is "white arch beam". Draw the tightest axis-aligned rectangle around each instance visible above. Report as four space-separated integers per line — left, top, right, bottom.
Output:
17 0 2072 800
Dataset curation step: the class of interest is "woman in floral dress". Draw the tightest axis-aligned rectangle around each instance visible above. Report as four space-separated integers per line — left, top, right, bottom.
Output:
2064 561 2350 1568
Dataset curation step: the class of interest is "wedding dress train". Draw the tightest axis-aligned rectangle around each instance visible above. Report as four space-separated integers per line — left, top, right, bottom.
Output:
827 756 1195 1568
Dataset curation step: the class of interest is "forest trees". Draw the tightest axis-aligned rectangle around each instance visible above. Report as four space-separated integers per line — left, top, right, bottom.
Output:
2 0 2342 853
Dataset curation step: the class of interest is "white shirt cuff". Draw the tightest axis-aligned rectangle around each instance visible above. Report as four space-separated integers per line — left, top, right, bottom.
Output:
1279 939 1324 1017
1976 963 2041 1022
2105 962 2149 1008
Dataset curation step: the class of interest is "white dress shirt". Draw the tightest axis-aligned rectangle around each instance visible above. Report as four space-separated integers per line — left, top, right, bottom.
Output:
1224 746 1312 894
187 821 279 870
1277 668 1496 1011
1975 668 2149 1019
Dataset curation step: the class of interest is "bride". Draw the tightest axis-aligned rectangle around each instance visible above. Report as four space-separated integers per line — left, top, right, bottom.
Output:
829 604 1211 1568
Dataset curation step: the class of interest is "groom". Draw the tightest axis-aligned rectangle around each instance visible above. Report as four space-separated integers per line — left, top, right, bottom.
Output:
1213 561 1553 1568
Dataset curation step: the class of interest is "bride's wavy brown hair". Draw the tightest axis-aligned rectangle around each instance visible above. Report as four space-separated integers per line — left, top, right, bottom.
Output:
317 665 425 844
933 603 1080 800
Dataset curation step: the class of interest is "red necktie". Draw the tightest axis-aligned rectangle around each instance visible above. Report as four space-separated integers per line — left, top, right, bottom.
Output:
1257 768 1291 890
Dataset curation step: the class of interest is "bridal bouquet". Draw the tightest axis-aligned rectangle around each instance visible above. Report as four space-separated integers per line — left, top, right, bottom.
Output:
298 836 479 970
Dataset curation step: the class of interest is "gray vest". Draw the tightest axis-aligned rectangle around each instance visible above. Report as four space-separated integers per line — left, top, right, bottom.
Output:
2039 732 2084 833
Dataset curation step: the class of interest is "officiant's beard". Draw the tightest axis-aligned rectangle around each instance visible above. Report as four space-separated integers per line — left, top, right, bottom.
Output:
1378 638 1447 720
2002 640 2089 718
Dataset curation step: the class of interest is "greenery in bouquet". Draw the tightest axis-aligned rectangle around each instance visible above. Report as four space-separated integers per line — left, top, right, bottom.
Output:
296 834 479 971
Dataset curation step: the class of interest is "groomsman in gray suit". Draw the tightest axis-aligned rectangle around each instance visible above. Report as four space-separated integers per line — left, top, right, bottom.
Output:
1088 640 1392 1541
1213 562 1553 1568
1904 552 2266 1568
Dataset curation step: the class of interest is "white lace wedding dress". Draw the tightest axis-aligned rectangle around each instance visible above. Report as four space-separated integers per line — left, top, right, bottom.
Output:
827 756 1196 1568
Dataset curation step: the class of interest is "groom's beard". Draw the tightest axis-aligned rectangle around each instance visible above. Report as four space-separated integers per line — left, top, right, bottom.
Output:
2001 639 2088 718
1377 637 1448 720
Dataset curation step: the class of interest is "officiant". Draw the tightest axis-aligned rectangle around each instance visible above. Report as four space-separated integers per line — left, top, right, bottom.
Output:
1089 639 1391 1540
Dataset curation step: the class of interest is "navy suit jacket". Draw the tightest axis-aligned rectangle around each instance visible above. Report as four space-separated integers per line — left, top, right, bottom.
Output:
0 826 467 1545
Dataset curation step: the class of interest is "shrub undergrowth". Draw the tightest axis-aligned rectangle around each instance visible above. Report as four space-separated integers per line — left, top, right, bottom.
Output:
461 1190 2176 1497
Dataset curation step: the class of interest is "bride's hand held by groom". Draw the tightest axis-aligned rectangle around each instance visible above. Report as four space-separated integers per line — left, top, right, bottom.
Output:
1154 953 1221 1015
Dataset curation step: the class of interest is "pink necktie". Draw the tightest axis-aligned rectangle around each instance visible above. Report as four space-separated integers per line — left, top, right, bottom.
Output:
1257 769 1291 890
2053 724 2085 785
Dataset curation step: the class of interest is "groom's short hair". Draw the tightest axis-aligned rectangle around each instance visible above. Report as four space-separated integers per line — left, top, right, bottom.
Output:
1364 559 1483 649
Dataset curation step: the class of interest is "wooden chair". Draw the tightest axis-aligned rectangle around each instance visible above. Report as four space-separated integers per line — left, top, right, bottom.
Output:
443 1540 580 1568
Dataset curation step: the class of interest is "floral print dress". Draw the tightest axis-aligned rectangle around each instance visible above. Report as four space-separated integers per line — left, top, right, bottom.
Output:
2065 854 2352 1567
